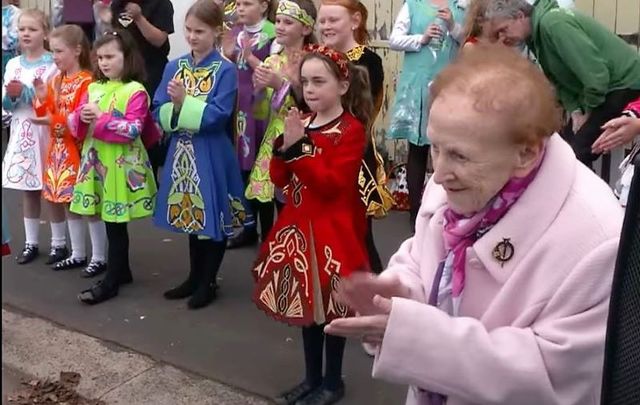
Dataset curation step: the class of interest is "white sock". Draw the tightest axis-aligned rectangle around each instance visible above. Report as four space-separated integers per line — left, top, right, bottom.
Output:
50 221 67 248
24 218 40 246
88 221 107 262
68 219 86 259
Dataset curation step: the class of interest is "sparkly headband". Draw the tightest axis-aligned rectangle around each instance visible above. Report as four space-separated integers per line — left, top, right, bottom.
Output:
277 0 315 27
304 44 350 80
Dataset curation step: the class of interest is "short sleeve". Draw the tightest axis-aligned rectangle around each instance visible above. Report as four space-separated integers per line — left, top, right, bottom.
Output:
148 0 175 34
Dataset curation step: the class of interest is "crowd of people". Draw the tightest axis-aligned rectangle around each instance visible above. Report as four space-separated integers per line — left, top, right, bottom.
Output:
1 0 639 404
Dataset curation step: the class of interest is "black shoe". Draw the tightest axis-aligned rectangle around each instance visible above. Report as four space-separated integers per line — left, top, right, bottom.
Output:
165 237 202 300
119 272 133 285
275 381 321 405
226 228 259 249
16 244 39 265
295 384 345 405
46 246 69 265
77 280 119 305
52 256 87 271
81 260 107 278
164 279 197 300
187 282 218 309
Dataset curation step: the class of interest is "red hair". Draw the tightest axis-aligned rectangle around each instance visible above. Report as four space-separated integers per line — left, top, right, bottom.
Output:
321 0 370 45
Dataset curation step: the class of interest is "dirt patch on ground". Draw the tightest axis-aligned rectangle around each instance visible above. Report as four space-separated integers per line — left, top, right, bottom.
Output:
7 372 105 405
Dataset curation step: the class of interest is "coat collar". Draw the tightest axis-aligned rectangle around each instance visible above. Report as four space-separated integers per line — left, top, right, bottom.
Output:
420 134 577 283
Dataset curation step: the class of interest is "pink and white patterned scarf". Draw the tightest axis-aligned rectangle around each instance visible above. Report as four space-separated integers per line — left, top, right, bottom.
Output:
441 150 545 301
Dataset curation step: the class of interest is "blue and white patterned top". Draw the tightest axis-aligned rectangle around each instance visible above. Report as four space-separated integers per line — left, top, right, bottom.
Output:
2 5 20 53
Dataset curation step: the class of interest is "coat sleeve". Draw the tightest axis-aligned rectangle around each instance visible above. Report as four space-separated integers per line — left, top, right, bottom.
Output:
281 120 366 199
373 237 618 404
92 90 149 144
157 63 237 135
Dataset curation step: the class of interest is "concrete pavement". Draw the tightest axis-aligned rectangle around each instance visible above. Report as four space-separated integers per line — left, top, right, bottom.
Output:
1 186 411 404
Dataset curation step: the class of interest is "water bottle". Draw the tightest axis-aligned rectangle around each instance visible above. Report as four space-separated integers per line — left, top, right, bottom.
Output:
428 17 448 52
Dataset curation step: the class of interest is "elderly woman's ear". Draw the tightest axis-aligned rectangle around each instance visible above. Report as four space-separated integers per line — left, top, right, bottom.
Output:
513 140 544 177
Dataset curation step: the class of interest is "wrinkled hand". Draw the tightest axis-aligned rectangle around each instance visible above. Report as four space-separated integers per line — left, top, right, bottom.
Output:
421 23 443 45
124 2 142 20
5 80 23 99
324 295 392 345
33 77 47 101
592 115 640 153
571 111 589 134
167 79 186 108
254 63 284 90
283 107 305 150
437 7 454 31
332 272 410 315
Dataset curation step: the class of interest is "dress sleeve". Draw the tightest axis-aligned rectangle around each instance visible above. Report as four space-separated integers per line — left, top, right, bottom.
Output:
33 79 56 118
158 64 237 135
92 90 149 144
389 4 424 52
2 60 36 112
67 92 90 142
270 135 293 188
153 61 175 132
280 119 366 199
49 78 91 139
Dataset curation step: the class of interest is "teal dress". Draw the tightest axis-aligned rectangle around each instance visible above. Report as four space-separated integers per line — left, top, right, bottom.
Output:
388 0 465 146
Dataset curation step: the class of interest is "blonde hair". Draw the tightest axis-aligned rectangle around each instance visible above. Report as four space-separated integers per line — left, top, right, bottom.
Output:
430 44 562 144
50 25 92 71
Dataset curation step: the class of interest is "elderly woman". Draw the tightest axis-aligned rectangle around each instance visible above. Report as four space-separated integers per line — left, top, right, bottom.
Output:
325 45 624 405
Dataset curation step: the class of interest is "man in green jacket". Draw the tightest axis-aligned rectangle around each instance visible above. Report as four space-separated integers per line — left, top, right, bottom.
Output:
484 0 640 170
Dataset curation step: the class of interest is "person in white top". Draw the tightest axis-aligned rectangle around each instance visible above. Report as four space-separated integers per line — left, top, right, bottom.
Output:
386 0 467 231
2 9 65 265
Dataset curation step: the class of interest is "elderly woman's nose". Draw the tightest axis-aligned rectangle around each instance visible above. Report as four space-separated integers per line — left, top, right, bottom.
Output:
431 156 451 184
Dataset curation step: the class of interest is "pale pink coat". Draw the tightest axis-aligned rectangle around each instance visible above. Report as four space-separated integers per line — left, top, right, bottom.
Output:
372 135 624 405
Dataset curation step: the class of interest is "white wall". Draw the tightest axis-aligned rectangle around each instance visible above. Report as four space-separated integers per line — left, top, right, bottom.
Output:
169 0 190 59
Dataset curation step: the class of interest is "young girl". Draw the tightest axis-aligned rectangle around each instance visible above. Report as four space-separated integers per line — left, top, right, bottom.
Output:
318 0 394 275
387 0 465 230
244 0 317 244
70 30 158 304
223 0 275 249
253 45 372 405
33 24 107 276
153 0 254 309
461 0 489 49
2 9 62 265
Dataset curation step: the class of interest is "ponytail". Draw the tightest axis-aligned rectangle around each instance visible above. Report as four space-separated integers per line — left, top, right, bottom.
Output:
353 1 370 45
343 64 373 131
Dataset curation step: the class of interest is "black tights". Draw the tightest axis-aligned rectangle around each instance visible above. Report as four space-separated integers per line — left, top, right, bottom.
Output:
366 217 383 274
104 222 131 288
407 144 431 230
302 323 346 391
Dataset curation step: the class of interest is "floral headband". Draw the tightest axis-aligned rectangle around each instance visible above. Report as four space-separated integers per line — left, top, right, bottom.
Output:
304 44 350 80
277 0 315 27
